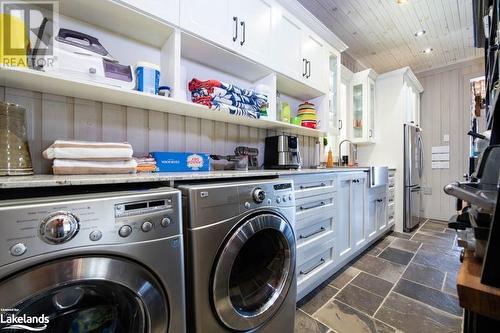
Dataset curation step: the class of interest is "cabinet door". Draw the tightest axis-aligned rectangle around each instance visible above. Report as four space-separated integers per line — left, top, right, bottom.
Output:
368 78 375 140
120 0 179 24
233 0 273 66
377 197 388 232
301 31 328 92
336 177 353 261
351 176 366 248
328 53 339 136
179 0 232 49
271 9 303 80
366 198 377 240
352 82 364 140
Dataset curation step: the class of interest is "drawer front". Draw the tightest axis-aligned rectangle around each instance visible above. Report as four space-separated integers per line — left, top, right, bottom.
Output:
388 176 395 188
388 188 395 201
296 211 335 251
286 174 336 199
297 244 335 285
388 203 395 221
296 204 336 233
297 227 335 265
296 192 336 221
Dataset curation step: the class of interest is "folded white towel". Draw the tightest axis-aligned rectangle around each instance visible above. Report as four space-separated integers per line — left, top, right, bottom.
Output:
52 159 137 175
43 140 133 160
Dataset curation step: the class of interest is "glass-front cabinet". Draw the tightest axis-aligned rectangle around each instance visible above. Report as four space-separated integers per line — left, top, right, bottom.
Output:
350 69 377 144
328 53 340 136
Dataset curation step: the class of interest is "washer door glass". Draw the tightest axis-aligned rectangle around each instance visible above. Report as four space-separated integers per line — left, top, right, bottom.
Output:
213 213 296 331
0 257 168 332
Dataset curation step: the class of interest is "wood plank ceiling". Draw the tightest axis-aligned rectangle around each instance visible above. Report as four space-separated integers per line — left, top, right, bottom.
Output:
298 0 483 73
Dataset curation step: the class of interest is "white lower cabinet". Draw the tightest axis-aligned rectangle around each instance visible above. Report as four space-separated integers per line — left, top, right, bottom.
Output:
281 173 337 299
337 172 367 261
368 185 389 237
284 171 390 301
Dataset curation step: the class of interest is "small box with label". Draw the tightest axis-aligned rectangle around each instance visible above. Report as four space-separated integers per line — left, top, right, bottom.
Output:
151 152 210 172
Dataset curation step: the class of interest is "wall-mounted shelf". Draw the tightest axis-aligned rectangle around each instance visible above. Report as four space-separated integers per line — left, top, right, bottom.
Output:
0 66 325 137
58 0 175 48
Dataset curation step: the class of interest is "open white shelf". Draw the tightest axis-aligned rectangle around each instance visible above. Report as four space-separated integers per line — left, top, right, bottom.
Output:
0 66 325 137
58 0 175 48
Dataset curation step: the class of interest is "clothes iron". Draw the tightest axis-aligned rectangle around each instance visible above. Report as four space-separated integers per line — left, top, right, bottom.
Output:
44 28 135 89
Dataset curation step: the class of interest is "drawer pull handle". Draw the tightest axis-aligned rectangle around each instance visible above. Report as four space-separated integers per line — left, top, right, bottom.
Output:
299 227 326 239
300 183 326 190
300 201 325 211
300 258 325 275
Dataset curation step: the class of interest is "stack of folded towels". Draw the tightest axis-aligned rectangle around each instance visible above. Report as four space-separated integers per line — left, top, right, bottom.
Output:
188 78 268 119
43 140 137 175
134 155 157 173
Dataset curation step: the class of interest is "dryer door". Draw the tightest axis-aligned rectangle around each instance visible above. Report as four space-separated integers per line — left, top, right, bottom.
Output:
0 257 168 333
212 213 296 331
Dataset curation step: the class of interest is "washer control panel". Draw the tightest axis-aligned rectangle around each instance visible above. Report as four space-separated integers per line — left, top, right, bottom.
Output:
240 181 294 211
0 188 181 266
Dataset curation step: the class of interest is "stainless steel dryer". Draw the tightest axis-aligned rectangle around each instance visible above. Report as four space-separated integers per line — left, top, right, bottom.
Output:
0 187 185 333
179 179 296 333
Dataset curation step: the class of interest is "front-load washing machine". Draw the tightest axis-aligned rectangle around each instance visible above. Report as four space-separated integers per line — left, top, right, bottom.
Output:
178 179 296 333
0 187 185 333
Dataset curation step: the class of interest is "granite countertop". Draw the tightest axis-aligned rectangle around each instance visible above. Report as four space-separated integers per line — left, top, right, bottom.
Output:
0 167 373 189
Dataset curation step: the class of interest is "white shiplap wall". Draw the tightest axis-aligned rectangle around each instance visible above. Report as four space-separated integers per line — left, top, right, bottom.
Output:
417 58 484 220
1 86 318 174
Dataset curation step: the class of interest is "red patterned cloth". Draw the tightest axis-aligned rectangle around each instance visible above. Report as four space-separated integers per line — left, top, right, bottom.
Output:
188 78 222 92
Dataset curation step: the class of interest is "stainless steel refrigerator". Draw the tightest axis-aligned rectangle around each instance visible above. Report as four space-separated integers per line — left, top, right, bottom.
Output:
404 124 424 231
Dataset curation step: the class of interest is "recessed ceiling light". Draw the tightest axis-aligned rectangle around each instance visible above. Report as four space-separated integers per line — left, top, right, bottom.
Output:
415 29 426 37
396 0 408 4
422 48 433 54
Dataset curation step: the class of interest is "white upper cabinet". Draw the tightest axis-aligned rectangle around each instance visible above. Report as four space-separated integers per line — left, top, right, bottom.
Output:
119 0 180 25
271 8 303 81
179 0 332 93
403 79 421 126
301 30 329 93
180 0 273 66
350 68 377 144
230 0 273 66
180 0 232 49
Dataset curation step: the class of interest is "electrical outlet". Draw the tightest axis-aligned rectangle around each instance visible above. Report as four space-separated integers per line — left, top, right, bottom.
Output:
443 134 450 142
423 187 432 195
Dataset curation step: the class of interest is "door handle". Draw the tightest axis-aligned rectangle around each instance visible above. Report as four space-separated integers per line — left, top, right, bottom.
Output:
240 21 246 46
299 201 325 211
338 119 343 130
232 17 238 42
369 129 373 138
300 258 325 275
306 60 311 78
299 183 326 190
302 58 307 77
299 227 326 239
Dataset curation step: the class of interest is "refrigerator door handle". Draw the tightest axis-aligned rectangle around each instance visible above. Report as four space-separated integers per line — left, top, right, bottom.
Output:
417 135 424 178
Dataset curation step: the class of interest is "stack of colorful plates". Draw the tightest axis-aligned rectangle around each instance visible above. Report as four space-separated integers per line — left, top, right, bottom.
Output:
297 102 317 129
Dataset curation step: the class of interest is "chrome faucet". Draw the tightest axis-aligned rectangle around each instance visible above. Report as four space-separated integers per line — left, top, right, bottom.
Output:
338 139 357 166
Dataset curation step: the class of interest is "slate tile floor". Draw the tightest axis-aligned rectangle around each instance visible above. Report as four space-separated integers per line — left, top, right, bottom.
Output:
295 219 463 333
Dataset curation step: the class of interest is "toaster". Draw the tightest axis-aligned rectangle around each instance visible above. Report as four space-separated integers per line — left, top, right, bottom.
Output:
264 135 301 169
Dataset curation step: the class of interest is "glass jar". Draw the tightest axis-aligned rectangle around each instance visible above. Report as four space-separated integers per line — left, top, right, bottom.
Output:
0 101 33 175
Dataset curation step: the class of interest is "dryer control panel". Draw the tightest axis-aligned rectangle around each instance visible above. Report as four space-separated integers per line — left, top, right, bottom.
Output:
0 188 181 266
